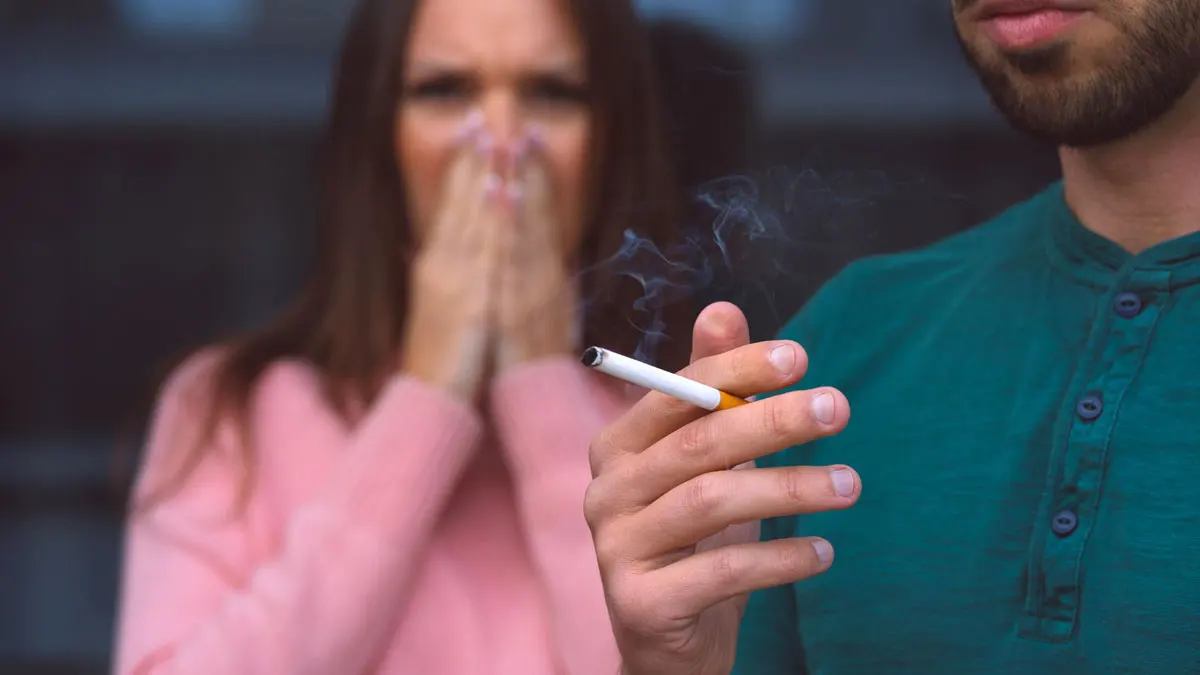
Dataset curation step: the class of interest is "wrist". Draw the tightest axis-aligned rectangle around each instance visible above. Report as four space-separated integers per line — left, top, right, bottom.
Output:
399 359 482 403
495 335 572 371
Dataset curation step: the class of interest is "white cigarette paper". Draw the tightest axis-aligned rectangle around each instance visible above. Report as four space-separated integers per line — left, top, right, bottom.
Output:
581 346 747 411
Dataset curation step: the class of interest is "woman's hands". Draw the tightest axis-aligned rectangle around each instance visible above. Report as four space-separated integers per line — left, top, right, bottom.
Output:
495 129 576 372
402 121 507 400
402 123 576 401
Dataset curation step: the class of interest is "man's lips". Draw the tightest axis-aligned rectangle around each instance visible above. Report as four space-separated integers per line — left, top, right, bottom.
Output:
974 0 1094 50
973 0 1093 21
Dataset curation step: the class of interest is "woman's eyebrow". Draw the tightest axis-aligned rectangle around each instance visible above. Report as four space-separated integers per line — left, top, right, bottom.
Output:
405 59 472 78
536 58 586 78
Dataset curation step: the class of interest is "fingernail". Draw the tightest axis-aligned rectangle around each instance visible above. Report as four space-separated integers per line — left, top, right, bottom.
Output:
811 539 834 566
513 134 531 161
476 132 494 155
811 392 835 424
769 344 796 374
483 173 502 198
505 183 523 205
506 141 525 174
526 124 545 148
831 468 855 498
454 110 484 142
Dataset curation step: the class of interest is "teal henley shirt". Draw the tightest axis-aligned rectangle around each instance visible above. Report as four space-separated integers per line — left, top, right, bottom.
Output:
733 182 1200 674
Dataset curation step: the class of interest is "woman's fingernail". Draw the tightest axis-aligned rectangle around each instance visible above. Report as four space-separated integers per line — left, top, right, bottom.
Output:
831 468 855 497
769 344 796 374
811 392 835 424
455 110 484 142
517 138 531 164
476 132 494 155
811 539 834 567
505 183 523 205
507 139 526 172
526 124 545 148
483 173 502 198
454 127 478 145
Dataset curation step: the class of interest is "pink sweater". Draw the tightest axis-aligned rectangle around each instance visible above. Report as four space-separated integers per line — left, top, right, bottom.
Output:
113 352 629 675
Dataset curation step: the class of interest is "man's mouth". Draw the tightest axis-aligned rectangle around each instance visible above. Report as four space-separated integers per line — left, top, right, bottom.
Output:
974 0 1094 50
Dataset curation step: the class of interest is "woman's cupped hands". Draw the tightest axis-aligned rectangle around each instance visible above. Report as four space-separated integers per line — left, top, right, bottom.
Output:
402 115 577 402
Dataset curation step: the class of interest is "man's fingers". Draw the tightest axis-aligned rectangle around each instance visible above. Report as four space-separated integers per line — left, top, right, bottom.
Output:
691 302 750 364
646 538 833 619
587 302 749 475
589 339 812 473
609 387 848 506
621 465 860 559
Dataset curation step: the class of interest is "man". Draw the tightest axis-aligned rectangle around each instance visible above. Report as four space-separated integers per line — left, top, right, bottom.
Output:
583 1 1200 673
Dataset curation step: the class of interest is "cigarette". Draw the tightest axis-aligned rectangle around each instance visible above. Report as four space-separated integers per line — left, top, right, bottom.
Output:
581 346 748 411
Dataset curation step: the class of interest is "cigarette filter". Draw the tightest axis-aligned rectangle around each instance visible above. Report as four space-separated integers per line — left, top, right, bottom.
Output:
581 346 747 411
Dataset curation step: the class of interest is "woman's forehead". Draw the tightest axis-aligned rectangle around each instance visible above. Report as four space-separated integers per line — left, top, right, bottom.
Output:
405 0 585 73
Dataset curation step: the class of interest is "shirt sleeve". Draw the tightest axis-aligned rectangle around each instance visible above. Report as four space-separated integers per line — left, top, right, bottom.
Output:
488 357 629 675
113 356 484 675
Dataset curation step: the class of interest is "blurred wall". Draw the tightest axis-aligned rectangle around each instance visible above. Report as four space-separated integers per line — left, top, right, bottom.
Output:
0 1 1060 672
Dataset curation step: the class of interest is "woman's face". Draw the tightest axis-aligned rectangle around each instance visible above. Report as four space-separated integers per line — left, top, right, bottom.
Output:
396 0 592 252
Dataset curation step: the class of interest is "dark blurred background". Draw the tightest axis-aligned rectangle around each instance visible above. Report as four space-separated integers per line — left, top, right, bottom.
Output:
0 1 1061 672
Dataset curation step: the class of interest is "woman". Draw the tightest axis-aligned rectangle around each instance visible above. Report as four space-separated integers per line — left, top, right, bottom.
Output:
111 0 691 672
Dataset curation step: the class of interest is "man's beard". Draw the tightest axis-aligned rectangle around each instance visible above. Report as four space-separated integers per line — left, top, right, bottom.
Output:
955 1 1200 148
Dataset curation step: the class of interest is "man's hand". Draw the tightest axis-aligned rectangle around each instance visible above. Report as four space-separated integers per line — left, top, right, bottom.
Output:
585 303 860 675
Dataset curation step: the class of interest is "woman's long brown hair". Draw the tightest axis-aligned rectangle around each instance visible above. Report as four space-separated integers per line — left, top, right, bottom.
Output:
140 0 690 509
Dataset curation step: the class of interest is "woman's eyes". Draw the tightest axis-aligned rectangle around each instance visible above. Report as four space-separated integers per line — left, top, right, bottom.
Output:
405 75 471 101
524 76 589 107
404 73 588 108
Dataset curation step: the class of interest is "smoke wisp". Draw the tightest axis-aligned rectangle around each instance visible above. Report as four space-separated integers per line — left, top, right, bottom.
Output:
580 162 948 363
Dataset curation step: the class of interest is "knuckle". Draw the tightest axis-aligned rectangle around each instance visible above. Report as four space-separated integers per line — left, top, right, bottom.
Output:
582 480 607 531
588 428 615 474
592 530 624 570
761 396 800 440
609 578 661 628
777 468 807 507
726 344 754 384
583 462 636 532
710 547 742 585
675 417 716 459
681 473 724 519
590 515 634 570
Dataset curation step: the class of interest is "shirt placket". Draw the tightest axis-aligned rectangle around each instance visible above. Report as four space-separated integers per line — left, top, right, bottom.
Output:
1019 267 1171 642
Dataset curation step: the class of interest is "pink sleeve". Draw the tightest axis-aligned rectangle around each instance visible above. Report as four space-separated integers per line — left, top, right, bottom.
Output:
489 357 629 675
114 357 483 675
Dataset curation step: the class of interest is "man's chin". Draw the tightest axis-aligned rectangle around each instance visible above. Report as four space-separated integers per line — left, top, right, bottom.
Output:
989 88 1162 149
959 0 1200 148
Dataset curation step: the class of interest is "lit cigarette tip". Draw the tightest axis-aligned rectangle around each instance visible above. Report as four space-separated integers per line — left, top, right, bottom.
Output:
581 346 603 368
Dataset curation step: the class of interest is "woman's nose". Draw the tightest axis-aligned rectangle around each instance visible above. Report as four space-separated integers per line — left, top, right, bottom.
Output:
480 94 524 150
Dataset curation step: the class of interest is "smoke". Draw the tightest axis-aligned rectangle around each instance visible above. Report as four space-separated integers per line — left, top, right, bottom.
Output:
579 227 714 363
579 162 943 363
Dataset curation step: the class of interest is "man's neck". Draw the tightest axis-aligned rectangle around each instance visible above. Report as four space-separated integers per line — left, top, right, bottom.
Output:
1059 80 1200 254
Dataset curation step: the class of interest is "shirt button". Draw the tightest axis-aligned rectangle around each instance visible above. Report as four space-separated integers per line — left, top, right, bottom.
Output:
1114 291 1143 318
1052 509 1079 537
1076 394 1103 421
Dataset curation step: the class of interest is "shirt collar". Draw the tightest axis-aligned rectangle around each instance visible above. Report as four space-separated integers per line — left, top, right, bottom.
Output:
1042 181 1200 291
